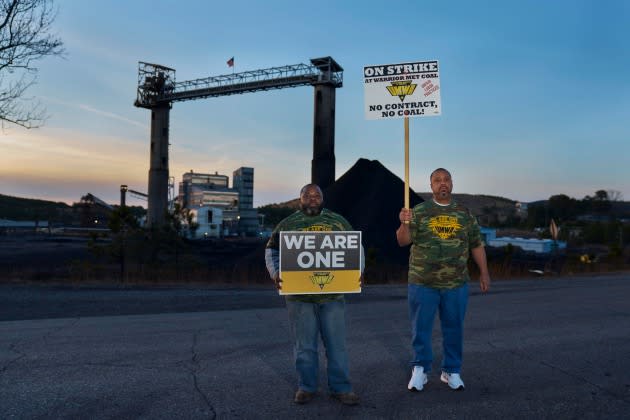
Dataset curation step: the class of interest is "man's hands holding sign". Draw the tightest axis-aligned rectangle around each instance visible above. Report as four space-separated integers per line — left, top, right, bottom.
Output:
272 272 283 290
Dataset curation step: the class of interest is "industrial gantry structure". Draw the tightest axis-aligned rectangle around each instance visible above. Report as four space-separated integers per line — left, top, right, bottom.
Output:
134 57 344 227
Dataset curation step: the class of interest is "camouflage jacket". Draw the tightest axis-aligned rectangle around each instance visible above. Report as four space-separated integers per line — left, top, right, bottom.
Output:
408 200 482 288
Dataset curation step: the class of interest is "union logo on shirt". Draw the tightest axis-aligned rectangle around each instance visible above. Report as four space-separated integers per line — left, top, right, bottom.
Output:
428 215 462 239
302 225 332 232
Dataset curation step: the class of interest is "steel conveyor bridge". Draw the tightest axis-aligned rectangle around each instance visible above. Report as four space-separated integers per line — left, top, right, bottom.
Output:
135 57 342 107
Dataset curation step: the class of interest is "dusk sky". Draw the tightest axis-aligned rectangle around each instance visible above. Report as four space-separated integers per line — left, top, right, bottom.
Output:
1 0 629 208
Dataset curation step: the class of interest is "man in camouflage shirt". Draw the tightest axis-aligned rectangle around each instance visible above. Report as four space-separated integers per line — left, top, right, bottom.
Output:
265 184 361 406
397 168 490 392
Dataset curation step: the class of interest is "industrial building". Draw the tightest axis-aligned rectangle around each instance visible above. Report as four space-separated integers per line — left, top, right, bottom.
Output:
481 227 566 253
178 167 258 237
188 206 223 239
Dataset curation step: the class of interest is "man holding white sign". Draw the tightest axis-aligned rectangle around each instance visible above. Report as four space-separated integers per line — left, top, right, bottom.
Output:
265 184 363 406
397 168 490 392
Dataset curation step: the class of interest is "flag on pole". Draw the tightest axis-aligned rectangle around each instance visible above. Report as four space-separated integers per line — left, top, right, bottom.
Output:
227 57 234 67
550 218 559 241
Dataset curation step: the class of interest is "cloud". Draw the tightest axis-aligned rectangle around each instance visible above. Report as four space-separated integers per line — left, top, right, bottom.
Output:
60 29 141 67
39 96 147 130
0 128 147 189
77 104 147 129
0 125 310 206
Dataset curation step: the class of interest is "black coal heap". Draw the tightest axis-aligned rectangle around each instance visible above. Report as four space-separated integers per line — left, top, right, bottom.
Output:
323 158 423 264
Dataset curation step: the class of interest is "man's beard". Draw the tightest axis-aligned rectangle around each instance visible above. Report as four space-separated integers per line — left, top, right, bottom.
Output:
302 204 322 216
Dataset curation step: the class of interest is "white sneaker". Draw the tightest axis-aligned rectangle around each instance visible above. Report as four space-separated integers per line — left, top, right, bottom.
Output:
440 371 465 390
407 366 428 391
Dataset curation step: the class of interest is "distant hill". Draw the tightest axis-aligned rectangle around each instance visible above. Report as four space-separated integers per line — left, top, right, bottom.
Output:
270 193 512 213
0 194 72 222
417 192 516 217
261 199 300 209
0 194 146 225
269 191 516 213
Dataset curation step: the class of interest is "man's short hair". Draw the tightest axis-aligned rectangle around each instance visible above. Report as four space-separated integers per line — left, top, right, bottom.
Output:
300 184 323 197
430 168 451 181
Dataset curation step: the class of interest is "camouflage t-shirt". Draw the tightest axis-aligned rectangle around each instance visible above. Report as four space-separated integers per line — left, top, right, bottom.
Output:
266 208 354 303
408 200 482 289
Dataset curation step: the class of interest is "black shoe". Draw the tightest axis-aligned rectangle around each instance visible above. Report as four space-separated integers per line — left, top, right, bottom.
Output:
331 392 360 406
294 389 315 404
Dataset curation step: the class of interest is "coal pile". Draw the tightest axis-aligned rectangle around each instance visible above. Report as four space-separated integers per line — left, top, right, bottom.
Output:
323 158 423 264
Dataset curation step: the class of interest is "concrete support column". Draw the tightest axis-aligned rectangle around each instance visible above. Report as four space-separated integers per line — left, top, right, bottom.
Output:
120 185 127 207
147 105 170 228
312 84 336 189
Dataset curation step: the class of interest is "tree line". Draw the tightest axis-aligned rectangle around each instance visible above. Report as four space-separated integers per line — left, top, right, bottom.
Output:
526 190 628 252
526 190 626 227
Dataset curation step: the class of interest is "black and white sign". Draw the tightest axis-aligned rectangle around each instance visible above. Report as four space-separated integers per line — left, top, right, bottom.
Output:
364 60 441 120
279 231 362 295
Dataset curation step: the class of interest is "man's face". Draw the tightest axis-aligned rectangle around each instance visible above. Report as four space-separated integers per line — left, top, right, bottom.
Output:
300 186 323 216
430 170 453 202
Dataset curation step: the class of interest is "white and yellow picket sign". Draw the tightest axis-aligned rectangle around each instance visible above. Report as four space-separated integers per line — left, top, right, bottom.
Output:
364 60 442 209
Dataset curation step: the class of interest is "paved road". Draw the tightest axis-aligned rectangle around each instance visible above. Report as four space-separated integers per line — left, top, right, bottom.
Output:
1 274 629 419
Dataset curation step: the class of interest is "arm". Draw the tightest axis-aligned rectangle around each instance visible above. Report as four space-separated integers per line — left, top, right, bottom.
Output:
360 244 365 273
471 245 490 293
264 248 282 290
357 244 365 288
396 208 413 246
345 222 365 286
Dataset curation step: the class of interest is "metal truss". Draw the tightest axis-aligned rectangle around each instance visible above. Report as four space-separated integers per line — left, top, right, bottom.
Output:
135 57 343 108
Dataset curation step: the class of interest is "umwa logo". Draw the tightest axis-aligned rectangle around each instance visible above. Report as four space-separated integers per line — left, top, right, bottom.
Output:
310 272 334 290
428 216 462 239
386 80 417 102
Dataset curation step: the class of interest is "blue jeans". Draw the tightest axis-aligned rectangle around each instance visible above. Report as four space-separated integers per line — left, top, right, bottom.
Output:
286 298 352 393
408 283 468 374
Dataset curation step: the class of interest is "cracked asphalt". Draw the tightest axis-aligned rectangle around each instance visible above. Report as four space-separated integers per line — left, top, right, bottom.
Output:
0 274 629 419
